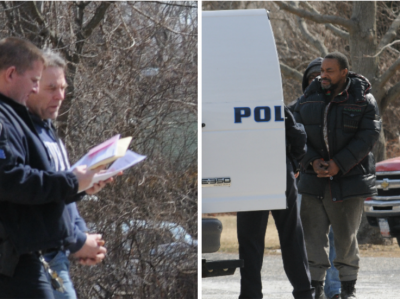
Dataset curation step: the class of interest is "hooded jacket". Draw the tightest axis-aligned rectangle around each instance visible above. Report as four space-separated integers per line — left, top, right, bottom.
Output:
287 57 323 112
293 72 381 201
302 57 323 93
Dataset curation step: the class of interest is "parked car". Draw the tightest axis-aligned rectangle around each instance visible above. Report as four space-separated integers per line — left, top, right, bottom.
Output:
121 220 197 274
90 220 197 298
364 156 400 245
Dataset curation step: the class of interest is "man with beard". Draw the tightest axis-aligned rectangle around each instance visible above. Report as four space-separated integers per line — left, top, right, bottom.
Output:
294 57 341 299
293 52 381 299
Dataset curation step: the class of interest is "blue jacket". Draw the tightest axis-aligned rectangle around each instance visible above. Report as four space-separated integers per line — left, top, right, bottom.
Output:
30 114 88 254
0 93 80 255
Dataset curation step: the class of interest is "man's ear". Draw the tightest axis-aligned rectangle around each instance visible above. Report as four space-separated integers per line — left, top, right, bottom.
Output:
342 68 348 78
4 66 16 83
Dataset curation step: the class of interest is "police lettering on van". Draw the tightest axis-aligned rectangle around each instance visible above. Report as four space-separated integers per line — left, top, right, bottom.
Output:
234 106 284 123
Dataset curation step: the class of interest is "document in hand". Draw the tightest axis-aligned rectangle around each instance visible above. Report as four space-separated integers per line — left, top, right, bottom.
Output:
71 134 133 170
86 150 146 190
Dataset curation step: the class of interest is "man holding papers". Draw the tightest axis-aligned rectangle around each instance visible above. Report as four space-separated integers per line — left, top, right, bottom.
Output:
26 49 113 299
0 38 103 298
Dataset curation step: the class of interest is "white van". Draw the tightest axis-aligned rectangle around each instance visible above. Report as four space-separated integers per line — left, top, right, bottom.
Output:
202 9 286 277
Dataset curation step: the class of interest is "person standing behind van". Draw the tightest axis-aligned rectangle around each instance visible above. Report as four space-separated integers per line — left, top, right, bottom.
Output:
294 57 341 299
237 106 314 299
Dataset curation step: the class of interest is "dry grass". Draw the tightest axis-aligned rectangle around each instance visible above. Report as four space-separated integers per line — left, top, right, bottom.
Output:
208 214 400 257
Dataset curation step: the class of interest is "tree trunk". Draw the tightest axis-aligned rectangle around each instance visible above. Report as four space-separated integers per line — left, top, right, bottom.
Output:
348 2 378 79
348 2 386 165
348 2 388 244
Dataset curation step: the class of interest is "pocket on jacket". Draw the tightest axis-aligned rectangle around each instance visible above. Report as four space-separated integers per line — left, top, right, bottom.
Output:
343 110 362 132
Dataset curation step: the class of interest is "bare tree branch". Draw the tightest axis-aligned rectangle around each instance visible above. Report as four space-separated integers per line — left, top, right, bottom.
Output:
297 16 328 56
274 1 355 30
325 23 349 39
382 81 400 111
369 39 400 58
26 1 65 49
378 56 400 89
82 2 112 38
130 4 197 36
27 1 45 26
1 2 15 33
145 1 198 9
299 0 349 39
280 62 303 82
378 12 400 50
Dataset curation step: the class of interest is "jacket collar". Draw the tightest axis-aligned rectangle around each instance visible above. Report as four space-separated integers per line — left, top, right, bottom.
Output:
0 92 30 114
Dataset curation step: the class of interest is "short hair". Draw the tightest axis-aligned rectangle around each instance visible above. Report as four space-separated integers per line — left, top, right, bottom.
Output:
42 48 67 70
324 51 349 70
0 37 44 74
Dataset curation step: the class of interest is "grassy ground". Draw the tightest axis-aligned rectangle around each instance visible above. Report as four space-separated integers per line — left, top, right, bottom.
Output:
208 214 400 257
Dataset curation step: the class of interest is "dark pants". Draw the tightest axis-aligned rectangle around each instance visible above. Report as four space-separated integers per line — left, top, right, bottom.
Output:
0 253 54 298
237 158 313 299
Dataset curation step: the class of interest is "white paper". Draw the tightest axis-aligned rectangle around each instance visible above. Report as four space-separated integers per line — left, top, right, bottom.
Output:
70 134 120 170
84 150 146 190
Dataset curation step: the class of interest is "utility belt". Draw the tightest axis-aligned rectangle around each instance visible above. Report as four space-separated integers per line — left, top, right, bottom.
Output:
0 223 65 293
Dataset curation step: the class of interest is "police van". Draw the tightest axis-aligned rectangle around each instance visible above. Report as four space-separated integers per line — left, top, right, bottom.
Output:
202 9 287 277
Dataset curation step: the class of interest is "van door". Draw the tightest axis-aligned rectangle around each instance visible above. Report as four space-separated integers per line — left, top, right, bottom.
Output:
202 9 286 213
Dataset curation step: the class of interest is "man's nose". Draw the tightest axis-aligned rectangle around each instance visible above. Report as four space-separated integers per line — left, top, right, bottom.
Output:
32 83 39 94
55 89 65 101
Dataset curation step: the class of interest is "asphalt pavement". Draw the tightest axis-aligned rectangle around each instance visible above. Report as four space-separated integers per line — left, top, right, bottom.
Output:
202 253 400 299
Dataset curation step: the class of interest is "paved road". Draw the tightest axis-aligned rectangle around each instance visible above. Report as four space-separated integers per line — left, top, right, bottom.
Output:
202 253 400 299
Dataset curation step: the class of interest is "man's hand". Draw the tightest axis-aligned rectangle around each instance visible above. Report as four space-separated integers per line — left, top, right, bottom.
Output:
72 165 102 192
85 171 124 195
312 159 340 178
312 159 329 177
73 234 107 266
294 172 300 179
325 160 340 177
85 178 112 195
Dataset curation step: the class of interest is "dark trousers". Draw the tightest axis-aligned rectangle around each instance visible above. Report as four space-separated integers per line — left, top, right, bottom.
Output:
237 158 313 299
0 253 54 298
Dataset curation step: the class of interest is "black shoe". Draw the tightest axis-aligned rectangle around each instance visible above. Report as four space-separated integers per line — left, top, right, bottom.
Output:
330 295 340 299
340 280 357 299
311 280 324 299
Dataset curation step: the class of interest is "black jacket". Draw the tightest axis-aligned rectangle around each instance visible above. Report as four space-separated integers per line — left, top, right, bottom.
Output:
0 93 80 256
287 57 323 112
285 106 307 173
293 72 381 201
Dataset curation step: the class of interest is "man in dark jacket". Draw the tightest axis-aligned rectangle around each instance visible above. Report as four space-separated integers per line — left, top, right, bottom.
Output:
237 107 314 299
0 37 99 298
27 49 110 299
295 57 342 299
293 52 381 299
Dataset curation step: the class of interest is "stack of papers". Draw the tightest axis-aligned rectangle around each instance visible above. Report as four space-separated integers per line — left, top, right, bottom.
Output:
70 135 146 190
71 134 133 170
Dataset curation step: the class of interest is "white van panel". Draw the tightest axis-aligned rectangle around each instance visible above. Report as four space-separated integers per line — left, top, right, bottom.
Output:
202 9 286 213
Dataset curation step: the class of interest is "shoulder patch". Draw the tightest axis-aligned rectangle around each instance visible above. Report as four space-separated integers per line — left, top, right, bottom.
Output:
0 149 5 159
